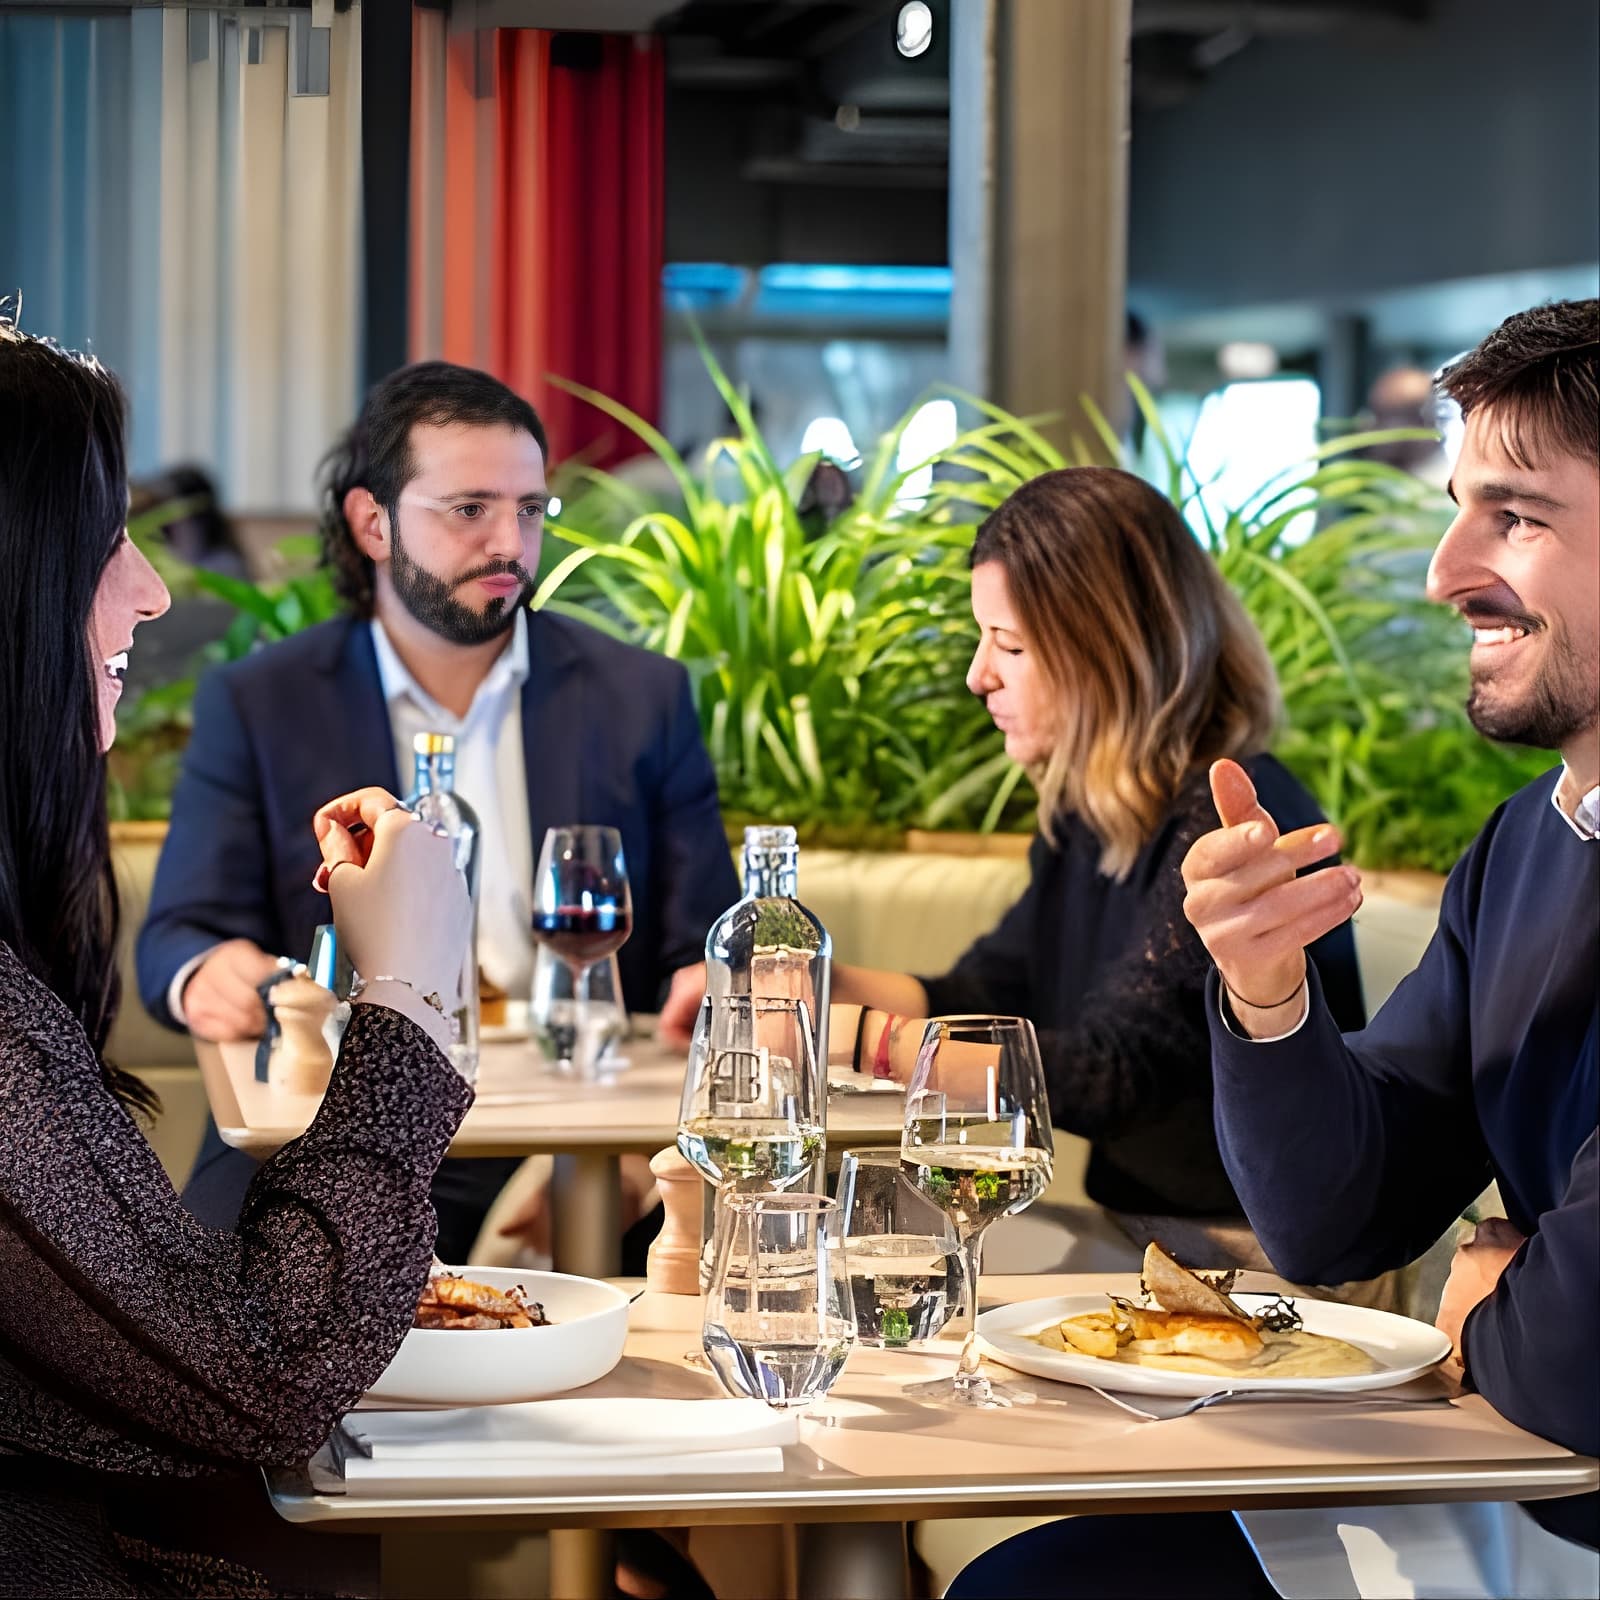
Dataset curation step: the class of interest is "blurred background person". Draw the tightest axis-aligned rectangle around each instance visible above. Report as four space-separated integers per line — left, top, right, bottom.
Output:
137 360 739 1265
829 467 1366 1272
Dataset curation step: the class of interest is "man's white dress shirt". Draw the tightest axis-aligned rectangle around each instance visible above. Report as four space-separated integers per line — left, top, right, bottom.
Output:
167 613 539 1024
370 612 536 998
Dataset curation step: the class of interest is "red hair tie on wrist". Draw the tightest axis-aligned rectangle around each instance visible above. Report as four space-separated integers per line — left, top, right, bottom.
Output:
872 1014 898 1079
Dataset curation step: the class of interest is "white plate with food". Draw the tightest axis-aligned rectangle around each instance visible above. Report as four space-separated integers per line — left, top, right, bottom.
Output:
975 1245 1451 1398
364 1267 631 1407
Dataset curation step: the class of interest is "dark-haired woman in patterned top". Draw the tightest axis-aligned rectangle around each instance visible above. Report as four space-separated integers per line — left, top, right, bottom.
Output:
0 323 474 1595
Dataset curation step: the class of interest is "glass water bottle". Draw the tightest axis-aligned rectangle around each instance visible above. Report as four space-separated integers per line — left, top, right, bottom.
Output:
402 731 481 1081
703 825 832 1090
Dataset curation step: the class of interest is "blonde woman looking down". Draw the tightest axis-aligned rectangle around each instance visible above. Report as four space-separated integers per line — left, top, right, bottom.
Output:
832 468 1366 1256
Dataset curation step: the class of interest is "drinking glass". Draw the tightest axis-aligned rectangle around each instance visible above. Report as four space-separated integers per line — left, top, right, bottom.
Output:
830 1149 961 1348
677 995 824 1193
900 1015 1053 1407
529 943 628 1076
702 1193 855 1411
530 826 632 1077
676 994 825 1365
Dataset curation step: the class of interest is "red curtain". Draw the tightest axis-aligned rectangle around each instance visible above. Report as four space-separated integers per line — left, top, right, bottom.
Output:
410 21 663 470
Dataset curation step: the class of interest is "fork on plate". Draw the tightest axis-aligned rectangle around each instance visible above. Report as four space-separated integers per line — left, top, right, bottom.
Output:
1087 1386 1456 1422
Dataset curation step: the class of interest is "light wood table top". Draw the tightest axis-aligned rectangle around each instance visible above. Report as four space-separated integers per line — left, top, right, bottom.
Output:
198 1029 908 1160
268 1272 1598 1531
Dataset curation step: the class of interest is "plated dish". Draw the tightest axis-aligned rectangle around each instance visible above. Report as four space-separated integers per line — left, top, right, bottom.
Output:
365 1267 630 1406
976 1245 1451 1398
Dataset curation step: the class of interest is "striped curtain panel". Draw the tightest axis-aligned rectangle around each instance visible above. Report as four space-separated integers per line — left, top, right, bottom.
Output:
408 14 665 469
0 5 363 511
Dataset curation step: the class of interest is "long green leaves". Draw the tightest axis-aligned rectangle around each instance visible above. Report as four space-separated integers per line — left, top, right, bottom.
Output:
539 353 1018 836
543 349 1545 867
117 349 1545 867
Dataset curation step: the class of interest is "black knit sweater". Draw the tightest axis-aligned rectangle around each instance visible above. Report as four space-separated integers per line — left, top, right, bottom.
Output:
0 942 471 1597
920 754 1366 1216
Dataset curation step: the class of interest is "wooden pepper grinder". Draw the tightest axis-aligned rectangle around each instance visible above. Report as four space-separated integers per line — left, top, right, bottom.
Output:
267 977 339 1095
646 1146 704 1295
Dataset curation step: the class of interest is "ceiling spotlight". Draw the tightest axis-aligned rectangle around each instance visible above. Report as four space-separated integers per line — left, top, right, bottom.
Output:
1217 341 1279 381
896 1 934 59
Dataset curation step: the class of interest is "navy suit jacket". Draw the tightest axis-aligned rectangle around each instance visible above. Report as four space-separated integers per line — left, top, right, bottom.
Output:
137 611 740 1027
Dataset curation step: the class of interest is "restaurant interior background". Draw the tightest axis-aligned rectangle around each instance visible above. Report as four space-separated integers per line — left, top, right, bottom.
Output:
0 1 1595 941
2 0 1597 822
0 4 1596 1596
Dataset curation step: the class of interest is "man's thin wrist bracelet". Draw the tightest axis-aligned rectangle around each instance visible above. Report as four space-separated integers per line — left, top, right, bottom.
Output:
350 974 446 1016
1224 976 1304 1012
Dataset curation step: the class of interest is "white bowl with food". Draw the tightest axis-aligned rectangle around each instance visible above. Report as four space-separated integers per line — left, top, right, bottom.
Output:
364 1267 631 1407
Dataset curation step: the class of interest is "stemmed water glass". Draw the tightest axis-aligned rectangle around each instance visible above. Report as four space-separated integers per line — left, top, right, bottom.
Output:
702 1192 855 1411
900 1015 1054 1407
530 826 632 1077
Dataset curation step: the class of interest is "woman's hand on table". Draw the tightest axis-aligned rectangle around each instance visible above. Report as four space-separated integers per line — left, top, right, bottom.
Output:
314 787 471 1057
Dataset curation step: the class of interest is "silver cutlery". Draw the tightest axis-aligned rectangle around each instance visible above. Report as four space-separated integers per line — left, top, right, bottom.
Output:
1088 1386 1455 1422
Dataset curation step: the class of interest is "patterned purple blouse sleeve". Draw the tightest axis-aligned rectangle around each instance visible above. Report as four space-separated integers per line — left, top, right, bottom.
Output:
0 942 472 1474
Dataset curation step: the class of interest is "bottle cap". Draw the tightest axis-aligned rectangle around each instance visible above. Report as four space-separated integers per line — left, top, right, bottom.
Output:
414 732 455 756
743 825 797 851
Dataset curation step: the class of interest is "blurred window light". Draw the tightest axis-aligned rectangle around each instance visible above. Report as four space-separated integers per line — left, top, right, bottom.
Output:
895 398 958 508
1185 380 1322 544
662 263 750 311
800 416 862 469
1433 353 1470 468
546 496 563 519
1217 341 1280 381
821 341 858 378
896 2 934 58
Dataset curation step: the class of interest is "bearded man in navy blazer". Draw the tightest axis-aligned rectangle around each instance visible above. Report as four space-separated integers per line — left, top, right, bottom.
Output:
138 362 739 1258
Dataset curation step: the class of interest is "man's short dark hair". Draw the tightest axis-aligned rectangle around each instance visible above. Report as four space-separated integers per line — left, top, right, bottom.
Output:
1437 298 1598 471
319 361 549 616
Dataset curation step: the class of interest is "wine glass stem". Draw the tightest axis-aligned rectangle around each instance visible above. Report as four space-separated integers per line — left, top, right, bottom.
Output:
955 1230 985 1381
571 960 593 1075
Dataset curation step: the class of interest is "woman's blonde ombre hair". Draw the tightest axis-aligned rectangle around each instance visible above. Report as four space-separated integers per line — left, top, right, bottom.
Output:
970 467 1281 878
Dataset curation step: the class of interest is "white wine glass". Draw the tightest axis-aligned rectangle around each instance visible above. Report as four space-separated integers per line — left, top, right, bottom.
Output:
900 1015 1053 1407
677 994 824 1192
702 1192 855 1411
830 1149 961 1348
675 994 824 1367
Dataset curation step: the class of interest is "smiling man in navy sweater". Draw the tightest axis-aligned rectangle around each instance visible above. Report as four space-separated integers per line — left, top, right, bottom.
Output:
947 302 1599 1600
1185 299 1600 1593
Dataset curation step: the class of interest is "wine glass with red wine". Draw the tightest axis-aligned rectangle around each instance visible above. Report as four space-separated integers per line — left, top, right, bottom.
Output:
530 826 633 1076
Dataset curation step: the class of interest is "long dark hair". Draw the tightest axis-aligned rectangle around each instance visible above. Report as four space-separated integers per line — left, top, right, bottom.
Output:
319 361 549 617
0 323 157 1118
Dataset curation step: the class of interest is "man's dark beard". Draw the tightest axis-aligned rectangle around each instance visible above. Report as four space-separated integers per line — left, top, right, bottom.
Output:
389 519 533 646
1466 621 1595 750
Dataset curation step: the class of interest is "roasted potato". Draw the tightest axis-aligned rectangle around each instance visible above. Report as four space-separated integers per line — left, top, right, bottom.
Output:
1059 1313 1121 1360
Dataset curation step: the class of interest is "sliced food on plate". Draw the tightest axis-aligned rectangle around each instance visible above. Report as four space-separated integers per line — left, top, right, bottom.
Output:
413 1272 551 1330
1038 1243 1378 1380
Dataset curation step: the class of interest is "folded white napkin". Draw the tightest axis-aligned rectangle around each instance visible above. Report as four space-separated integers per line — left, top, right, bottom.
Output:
345 1397 798 1461
319 1398 797 1495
